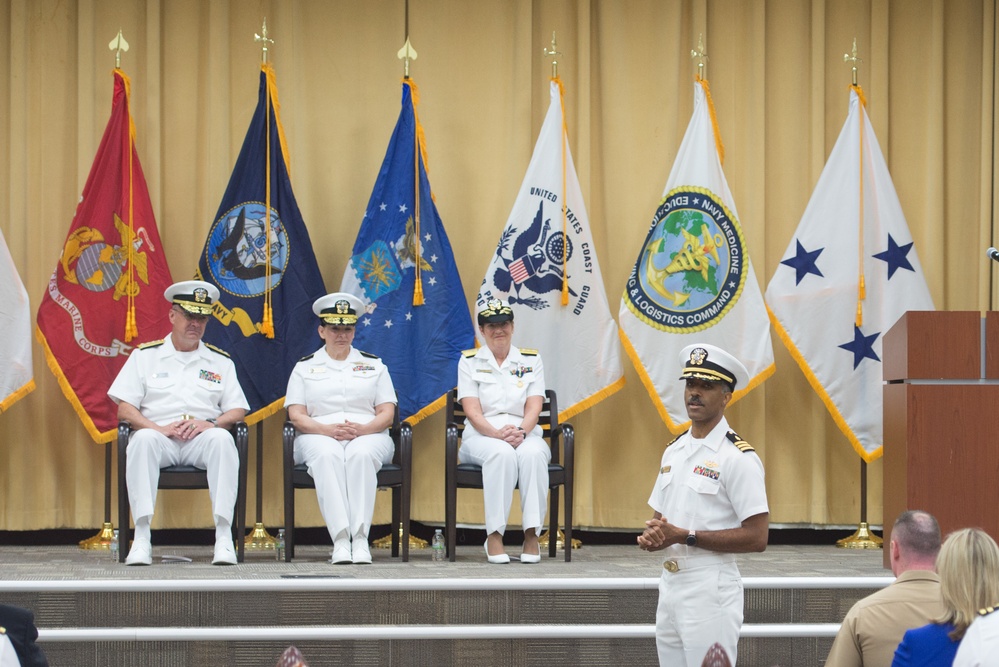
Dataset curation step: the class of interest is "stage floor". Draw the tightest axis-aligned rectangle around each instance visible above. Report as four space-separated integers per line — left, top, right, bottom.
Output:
0 541 889 581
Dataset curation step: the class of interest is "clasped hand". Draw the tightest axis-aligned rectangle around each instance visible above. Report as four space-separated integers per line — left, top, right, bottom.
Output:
327 421 364 441
497 424 526 448
164 419 212 441
637 517 677 552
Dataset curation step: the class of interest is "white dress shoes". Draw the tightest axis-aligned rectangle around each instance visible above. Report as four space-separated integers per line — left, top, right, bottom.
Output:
351 540 372 565
330 544 352 564
124 539 152 566
484 541 510 564
519 551 541 564
212 539 238 566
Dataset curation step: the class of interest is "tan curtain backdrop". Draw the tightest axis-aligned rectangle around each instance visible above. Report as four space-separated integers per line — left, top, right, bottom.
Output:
0 0 994 533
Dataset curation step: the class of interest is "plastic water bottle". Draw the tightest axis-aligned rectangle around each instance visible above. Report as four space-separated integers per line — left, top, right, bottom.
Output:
109 529 119 563
431 529 446 562
276 528 286 562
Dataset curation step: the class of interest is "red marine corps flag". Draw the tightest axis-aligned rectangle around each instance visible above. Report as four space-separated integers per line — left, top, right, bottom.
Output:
35 68 173 443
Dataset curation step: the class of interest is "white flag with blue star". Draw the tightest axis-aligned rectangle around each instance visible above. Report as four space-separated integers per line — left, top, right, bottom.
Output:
765 87 934 462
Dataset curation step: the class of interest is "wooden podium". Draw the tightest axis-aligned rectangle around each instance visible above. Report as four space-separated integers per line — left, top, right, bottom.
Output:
883 311 999 567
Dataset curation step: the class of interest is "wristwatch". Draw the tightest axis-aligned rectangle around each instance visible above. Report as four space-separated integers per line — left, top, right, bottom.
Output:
207 418 217 426
685 530 697 547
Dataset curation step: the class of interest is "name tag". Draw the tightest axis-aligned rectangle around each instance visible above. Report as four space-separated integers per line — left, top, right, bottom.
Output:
152 372 169 379
309 367 327 374
660 466 670 474
476 369 493 374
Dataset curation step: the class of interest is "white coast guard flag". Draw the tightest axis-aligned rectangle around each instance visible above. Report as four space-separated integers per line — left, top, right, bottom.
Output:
619 79 774 430
0 226 34 412
477 79 624 420
765 87 933 462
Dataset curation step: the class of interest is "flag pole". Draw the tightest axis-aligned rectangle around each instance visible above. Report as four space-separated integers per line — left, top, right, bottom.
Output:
836 39 881 550
538 30 581 553
375 6 430 552
244 19 280 552
79 30 132 551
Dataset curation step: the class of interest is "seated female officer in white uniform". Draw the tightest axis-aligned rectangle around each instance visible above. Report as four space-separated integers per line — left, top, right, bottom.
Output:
457 299 550 564
284 292 397 565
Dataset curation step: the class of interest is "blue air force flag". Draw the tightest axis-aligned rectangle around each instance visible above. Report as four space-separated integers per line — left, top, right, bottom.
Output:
477 79 624 420
765 87 934 462
197 63 326 421
618 79 774 431
341 79 475 423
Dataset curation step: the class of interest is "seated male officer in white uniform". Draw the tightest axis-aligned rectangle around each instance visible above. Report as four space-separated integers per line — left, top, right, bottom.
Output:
108 280 249 566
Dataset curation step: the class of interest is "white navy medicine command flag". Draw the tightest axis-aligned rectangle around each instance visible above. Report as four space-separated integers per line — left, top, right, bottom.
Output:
765 87 934 462
619 79 774 431
0 226 34 412
478 79 624 420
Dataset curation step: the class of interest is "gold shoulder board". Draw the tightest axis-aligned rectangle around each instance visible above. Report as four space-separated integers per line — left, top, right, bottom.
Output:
519 348 539 356
665 429 688 449
137 339 165 350
726 430 755 453
462 348 477 358
979 606 998 616
204 343 231 358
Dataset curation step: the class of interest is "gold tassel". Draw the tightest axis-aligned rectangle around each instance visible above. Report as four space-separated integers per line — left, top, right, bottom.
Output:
261 303 275 338
124 308 137 342
412 278 425 306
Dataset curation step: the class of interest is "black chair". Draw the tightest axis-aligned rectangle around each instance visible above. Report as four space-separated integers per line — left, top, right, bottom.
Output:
445 388 575 562
283 405 413 561
117 420 249 563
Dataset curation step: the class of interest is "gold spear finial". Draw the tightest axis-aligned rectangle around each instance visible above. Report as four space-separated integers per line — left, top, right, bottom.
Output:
255 18 274 64
108 29 129 69
843 37 862 86
397 37 418 79
543 30 561 79
691 33 708 80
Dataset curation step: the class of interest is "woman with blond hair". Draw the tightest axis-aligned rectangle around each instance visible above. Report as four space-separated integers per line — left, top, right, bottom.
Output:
892 528 999 667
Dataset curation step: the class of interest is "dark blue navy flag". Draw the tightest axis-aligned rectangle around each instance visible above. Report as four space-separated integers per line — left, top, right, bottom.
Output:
197 63 326 422
341 79 474 423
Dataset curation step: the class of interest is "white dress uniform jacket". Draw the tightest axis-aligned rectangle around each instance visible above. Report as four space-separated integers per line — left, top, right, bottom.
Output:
954 607 999 667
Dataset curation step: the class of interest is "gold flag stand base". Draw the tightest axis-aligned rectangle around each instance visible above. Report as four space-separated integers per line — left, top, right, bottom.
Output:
373 524 428 549
244 522 277 550
78 522 116 550
539 528 581 551
836 522 883 549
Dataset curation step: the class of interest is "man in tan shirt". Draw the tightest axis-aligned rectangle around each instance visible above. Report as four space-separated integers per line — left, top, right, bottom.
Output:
826 510 945 667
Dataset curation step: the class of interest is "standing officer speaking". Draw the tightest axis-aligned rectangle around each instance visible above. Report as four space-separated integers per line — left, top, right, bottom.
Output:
638 343 769 666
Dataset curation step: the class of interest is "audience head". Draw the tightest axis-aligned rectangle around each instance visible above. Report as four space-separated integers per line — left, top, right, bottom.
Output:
890 510 941 575
936 527 999 640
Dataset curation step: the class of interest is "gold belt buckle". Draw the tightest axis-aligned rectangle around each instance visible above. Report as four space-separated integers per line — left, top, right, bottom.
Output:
664 559 680 573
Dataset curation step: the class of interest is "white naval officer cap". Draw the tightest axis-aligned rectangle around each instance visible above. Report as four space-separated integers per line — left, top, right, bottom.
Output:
313 292 365 326
164 280 219 316
678 343 750 392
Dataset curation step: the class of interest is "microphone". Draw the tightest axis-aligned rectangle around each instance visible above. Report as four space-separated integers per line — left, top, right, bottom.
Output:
988 247 999 263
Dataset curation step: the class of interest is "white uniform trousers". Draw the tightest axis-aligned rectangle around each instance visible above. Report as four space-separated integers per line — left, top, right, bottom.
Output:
294 432 394 541
655 560 743 667
125 427 239 524
458 434 550 535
